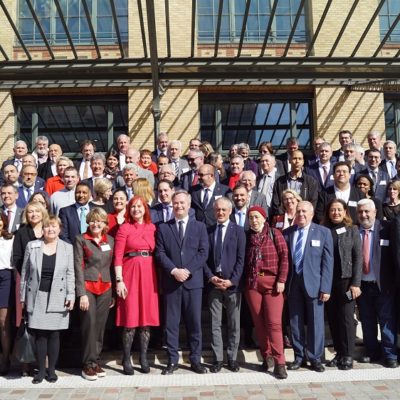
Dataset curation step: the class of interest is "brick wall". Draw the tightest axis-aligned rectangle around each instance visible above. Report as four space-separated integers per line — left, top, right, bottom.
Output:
0 90 15 163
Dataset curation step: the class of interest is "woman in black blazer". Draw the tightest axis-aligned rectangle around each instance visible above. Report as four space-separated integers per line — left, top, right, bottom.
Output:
322 199 362 370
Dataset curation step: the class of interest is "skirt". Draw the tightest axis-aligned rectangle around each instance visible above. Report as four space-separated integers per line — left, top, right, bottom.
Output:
0 269 14 308
28 290 70 331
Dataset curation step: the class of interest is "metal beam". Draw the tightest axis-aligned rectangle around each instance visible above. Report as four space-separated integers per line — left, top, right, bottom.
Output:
82 0 101 59
350 0 385 57
146 0 162 140
373 13 400 57
328 0 359 57
0 0 32 60
282 0 306 57
190 0 196 58
260 0 278 57
214 0 224 57
25 0 55 59
165 0 171 58
305 0 333 57
0 45 8 61
137 0 148 58
237 0 251 57
54 0 78 59
110 0 125 58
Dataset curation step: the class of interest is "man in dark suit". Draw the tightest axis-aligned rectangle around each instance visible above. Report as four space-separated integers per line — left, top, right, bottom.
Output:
74 139 95 180
380 140 398 180
283 201 334 372
16 165 45 209
205 197 245 373
38 143 63 181
180 150 205 191
332 130 353 162
305 142 335 192
271 150 319 216
190 164 230 228
151 132 169 162
1 140 28 174
315 161 365 223
1 164 20 189
366 131 385 160
343 143 364 184
155 190 209 375
276 137 299 174
59 182 93 244
0 184 23 233
229 184 250 232
357 149 390 203
357 199 398 368
306 137 326 167
81 153 112 196
168 140 190 181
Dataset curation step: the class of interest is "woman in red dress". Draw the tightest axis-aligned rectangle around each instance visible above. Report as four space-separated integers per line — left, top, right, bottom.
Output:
114 196 159 375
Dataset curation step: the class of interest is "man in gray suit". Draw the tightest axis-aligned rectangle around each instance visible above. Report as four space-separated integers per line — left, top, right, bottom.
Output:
0 184 23 233
257 154 283 208
239 171 269 214
168 140 190 181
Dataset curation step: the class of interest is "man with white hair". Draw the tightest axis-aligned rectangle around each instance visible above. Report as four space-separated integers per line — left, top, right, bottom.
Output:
168 140 189 180
343 144 364 183
32 136 49 165
1 140 28 173
380 140 398 179
257 154 282 208
356 199 398 368
239 170 268 213
367 131 384 159
116 134 131 169
354 144 365 166
180 149 205 191
151 132 169 162
305 142 335 191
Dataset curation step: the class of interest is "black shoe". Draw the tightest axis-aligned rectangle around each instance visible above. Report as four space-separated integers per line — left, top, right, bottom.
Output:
273 364 288 379
311 360 325 372
190 363 207 374
287 358 306 370
32 374 44 384
122 359 135 375
359 355 380 364
259 356 274 372
161 363 178 375
140 356 150 374
227 360 240 372
384 359 399 368
338 356 353 371
0 361 10 376
326 354 341 367
209 361 223 373
45 373 58 383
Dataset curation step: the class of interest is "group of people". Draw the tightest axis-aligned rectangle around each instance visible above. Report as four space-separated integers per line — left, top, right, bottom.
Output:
0 130 399 384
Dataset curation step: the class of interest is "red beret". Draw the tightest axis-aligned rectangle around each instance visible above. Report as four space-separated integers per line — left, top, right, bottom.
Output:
248 206 267 220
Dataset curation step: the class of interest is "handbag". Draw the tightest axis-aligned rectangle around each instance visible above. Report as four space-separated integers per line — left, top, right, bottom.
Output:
14 318 36 364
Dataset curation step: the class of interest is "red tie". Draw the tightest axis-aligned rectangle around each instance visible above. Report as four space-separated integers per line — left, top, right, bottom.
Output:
192 171 199 186
362 230 370 274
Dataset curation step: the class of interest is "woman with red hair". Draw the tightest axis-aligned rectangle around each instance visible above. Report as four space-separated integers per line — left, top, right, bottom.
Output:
114 196 159 375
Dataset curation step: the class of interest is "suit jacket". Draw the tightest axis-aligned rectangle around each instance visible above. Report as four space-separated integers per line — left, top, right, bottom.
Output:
304 162 335 191
315 186 365 224
38 159 56 181
115 168 155 189
248 190 269 214
0 206 23 233
16 183 45 209
390 215 400 288
59 203 94 244
150 203 195 225
380 158 398 178
276 152 290 174
189 183 231 227
365 220 396 294
205 221 246 292
155 218 209 292
170 158 190 180
271 173 319 216
283 223 334 298
332 148 345 161
20 239 75 313
357 168 390 202
180 169 195 192
229 210 250 232
82 176 116 197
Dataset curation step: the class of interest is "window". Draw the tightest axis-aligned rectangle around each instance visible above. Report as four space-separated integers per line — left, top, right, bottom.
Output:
15 96 128 157
200 94 312 152
198 0 307 43
384 98 400 144
18 0 128 45
380 0 400 42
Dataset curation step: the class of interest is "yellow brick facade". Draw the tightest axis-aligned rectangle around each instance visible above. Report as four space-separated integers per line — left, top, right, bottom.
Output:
0 90 15 161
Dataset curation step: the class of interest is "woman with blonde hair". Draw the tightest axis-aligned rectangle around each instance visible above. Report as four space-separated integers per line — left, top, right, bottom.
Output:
271 189 302 230
90 178 113 212
133 178 156 207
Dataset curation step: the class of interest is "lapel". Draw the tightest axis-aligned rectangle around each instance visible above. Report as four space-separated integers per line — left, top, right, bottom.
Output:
303 223 315 257
223 222 233 255
34 241 44 278
53 240 64 278
372 222 381 281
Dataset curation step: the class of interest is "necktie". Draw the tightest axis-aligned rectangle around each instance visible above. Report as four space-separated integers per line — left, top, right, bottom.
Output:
390 161 396 178
192 171 199 186
7 209 12 230
202 188 209 209
83 160 90 179
260 175 267 194
163 205 171 222
294 228 304 274
322 165 328 184
178 220 184 243
80 206 88 234
214 224 223 272
26 187 32 202
15 159 21 172
238 211 244 227
371 171 377 189
127 187 133 200
174 161 179 177
362 229 370 274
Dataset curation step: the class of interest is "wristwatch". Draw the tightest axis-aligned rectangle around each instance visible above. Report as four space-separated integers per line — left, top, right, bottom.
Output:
116 277 123 283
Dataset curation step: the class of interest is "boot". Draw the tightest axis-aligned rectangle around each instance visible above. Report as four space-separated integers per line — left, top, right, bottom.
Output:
139 327 150 374
274 364 288 379
122 328 135 375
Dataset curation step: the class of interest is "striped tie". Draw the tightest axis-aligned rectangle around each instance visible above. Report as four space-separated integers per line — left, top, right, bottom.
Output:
294 228 304 274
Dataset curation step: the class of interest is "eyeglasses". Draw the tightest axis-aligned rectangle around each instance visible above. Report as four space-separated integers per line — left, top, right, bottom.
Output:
88 221 106 225
187 157 199 162
198 173 211 177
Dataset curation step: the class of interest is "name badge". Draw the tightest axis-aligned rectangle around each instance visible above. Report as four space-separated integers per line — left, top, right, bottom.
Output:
329 175 334 180
214 195 222 200
379 180 387 186
100 244 111 252
380 239 389 247
351 169 355 175
31 242 41 248
276 222 284 228
311 240 320 247
336 227 346 235
182 168 189 174
15 224 20 230
348 201 357 207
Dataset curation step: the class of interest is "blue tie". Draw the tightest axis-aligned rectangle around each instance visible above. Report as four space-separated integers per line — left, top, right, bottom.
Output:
294 228 304 274
80 206 88 234
238 211 244 227
214 224 223 272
